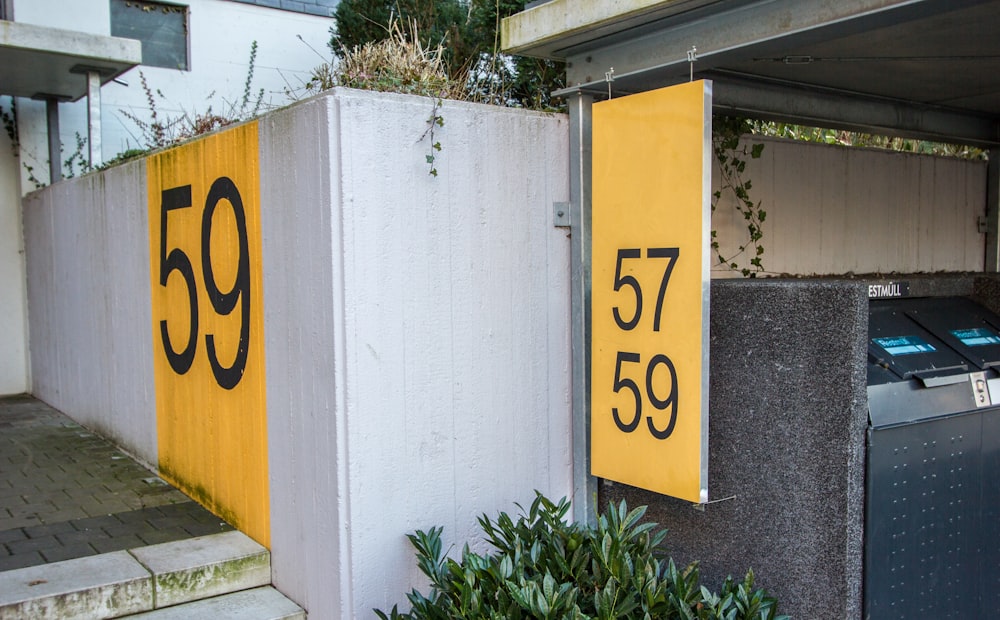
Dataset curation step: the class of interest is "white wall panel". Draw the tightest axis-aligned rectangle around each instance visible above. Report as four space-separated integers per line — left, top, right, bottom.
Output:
337 91 573 615
0 123 27 395
712 137 988 276
259 89 573 618
258 95 352 618
10 0 109 34
22 161 157 463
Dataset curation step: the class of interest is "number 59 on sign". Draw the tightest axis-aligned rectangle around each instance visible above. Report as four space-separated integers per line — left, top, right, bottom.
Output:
146 122 270 546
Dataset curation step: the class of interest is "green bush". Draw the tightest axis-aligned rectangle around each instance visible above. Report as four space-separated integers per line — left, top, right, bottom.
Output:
328 0 565 110
376 493 788 620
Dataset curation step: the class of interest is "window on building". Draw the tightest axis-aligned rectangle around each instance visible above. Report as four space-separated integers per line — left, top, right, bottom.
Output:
224 0 336 17
110 0 189 70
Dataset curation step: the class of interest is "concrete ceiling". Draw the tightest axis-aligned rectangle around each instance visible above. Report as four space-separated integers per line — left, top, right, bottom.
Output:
503 0 1000 146
0 20 140 102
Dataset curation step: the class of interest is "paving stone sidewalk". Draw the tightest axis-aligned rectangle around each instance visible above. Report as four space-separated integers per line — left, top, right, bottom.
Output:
0 395 232 571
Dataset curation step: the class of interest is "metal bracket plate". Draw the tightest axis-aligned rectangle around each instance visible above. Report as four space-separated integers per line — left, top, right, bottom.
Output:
553 202 570 228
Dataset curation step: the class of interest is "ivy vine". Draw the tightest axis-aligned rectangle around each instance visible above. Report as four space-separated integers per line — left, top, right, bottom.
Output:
1 96 17 156
1 96 45 189
712 116 766 277
421 98 444 177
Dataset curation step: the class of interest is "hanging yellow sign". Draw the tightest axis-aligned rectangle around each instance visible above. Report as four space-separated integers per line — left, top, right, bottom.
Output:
591 81 711 503
147 121 270 546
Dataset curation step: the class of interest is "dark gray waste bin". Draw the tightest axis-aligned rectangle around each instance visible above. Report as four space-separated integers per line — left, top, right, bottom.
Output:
866 296 1000 618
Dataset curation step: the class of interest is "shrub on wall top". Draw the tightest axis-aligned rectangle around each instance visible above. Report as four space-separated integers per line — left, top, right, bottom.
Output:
376 493 788 620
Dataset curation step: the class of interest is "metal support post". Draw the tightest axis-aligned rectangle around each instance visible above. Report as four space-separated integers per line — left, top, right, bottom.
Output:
86 70 101 168
988 152 1000 272
46 98 60 183
568 91 597 526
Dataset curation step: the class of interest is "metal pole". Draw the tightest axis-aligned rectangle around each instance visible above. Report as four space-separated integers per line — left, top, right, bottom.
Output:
568 91 597 526
987 152 1000 272
46 98 61 183
86 70 101 169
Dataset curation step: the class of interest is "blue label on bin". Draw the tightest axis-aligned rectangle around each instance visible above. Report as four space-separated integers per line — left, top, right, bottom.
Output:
873 335 936 356
951 328 1000 347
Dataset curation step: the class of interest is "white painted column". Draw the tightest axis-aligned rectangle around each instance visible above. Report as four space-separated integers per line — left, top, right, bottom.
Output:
86 71 101 168
0 106 28 396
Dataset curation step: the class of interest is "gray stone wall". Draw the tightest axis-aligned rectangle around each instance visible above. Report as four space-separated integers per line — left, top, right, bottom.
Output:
600 278 870 620
599 274 1000 618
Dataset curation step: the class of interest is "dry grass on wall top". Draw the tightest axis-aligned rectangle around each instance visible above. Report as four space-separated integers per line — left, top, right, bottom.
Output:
327 20 466 100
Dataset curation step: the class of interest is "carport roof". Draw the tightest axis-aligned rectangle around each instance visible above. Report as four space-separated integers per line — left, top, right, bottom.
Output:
0 20 140 102
502 0 1000 146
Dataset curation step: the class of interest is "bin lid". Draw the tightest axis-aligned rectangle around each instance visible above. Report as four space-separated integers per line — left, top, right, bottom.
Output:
868 302 969 385
902 297 1000 370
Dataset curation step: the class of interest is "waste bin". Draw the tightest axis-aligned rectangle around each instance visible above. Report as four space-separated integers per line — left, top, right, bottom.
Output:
866 296 1000 618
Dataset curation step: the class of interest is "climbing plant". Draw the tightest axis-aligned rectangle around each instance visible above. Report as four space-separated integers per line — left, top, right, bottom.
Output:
753 121 986 160
712 116 766 277
0 96 16 155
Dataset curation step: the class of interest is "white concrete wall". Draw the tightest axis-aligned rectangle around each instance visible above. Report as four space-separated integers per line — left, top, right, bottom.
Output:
23 88 574 617
0 110 28 395
260 89 574 618
22 160 158 460
11 0 333 188
712 137 988 276
10 0 109 33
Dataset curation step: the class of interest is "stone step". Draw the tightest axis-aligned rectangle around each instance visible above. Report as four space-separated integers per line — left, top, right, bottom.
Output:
0 549 151 619
0 531 277 619
130 530 270 609
121 586 305 619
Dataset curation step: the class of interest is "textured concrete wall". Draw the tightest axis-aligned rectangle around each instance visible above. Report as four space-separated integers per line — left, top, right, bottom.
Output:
260 89 573 618
972 274 1000 312
601 279 870 620
22 161 159 462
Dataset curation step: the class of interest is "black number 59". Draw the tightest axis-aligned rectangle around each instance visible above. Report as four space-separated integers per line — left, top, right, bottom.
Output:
612 351 678 439
158 178 250 390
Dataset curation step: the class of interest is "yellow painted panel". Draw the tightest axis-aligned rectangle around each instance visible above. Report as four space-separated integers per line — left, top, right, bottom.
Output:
147 122 270 546
591 81 711 503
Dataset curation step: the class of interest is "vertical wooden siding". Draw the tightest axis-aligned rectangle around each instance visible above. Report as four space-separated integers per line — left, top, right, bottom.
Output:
711 137 988 276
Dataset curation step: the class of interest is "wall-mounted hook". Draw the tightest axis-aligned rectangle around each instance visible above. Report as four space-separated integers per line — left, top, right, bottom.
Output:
691 494 735 512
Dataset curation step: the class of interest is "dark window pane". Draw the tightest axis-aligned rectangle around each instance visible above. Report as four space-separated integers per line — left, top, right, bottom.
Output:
110 0 188 70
